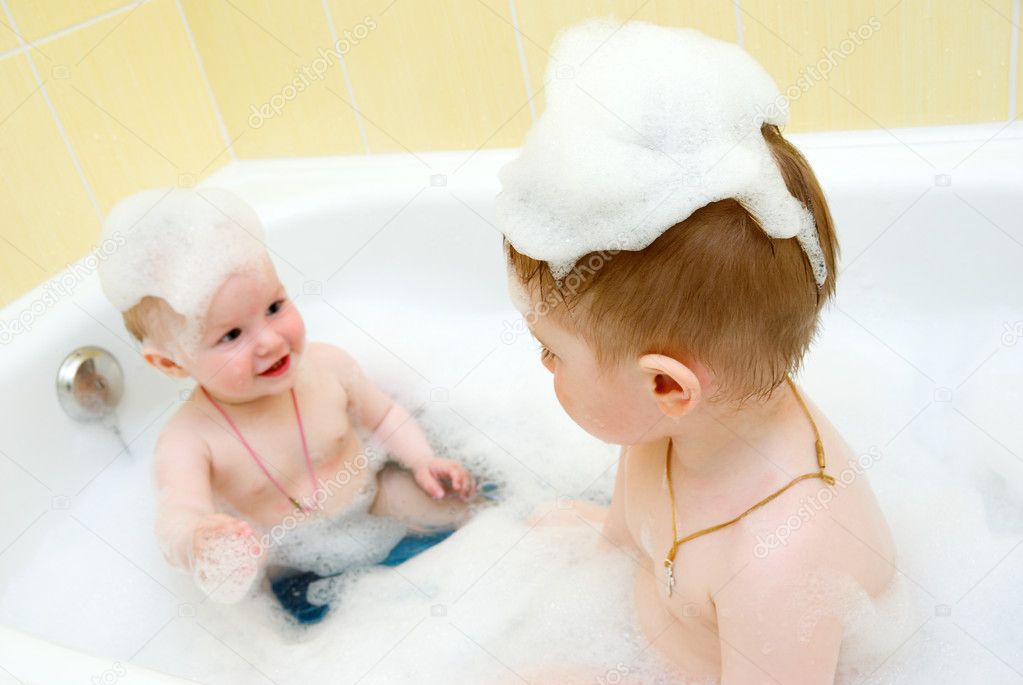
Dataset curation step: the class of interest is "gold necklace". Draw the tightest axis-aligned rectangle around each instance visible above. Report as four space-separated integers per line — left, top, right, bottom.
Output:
663 376 836 596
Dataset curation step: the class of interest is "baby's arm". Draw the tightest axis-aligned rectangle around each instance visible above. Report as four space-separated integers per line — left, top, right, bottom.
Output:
153 425 261 602
321 345 475 500
153 427 217 568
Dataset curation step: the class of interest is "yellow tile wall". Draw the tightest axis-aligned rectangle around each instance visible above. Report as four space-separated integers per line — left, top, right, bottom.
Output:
181 0 364 158
30 0 230 212
0 12 21 52
8 0 126 41
1 0 1020 307
330 0 532 152
516 0 738 112
741 0 1014 131
0 55 101 305
1010 10 1018 116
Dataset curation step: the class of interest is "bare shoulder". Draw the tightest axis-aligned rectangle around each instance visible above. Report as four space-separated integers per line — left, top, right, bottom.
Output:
157 399 209 449
725 441 895 599
303 342 362 383
805 396 897 573
303 341 356 369
152 400 213 473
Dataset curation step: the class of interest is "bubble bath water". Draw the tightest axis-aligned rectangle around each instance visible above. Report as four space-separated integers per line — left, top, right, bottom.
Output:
5 299 1005 684
2 132 1020 682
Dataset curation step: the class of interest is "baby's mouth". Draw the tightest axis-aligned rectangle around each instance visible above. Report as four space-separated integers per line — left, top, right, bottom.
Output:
258 354 290 377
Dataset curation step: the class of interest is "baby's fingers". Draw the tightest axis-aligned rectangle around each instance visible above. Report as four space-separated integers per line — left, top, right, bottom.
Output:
463 472 477 501
454 469 475 500
449 467 465 493
416 469 446 500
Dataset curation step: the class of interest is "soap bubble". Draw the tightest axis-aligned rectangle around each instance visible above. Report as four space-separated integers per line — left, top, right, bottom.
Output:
97 187 270 349
497 19 826 287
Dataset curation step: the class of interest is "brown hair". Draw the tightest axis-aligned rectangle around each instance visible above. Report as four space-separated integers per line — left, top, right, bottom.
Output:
121 296 184 344
506 124 840 404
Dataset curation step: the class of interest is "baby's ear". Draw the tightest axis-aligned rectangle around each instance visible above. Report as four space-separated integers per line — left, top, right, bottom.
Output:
637 354 701 419
142 344 189 378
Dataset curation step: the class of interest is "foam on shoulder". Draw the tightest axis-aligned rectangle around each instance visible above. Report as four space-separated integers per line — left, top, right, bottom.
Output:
496 19 827 287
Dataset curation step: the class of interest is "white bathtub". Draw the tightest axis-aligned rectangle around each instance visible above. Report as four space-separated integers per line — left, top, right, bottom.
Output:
1 122 1021 683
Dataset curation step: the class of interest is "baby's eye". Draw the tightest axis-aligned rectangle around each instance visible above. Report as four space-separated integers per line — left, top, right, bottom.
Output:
267 299 286 315
219 328 242 344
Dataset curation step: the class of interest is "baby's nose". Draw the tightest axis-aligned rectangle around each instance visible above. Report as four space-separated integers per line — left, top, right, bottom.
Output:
253 327 285 355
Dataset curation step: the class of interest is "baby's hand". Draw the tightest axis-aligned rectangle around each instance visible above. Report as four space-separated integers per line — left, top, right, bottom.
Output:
413 458 477 502
191 513 263 603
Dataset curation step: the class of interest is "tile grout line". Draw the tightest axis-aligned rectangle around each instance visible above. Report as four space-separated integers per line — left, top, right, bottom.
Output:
0 0 142 63
733 0 745 49
175 0 236 163
1009 0 1020 121
1 0 103 223
508 0 536 122
322 0 370 154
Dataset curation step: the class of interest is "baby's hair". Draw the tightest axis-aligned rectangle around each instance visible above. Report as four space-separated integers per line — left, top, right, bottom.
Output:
506 124 840 405
122 295 185 345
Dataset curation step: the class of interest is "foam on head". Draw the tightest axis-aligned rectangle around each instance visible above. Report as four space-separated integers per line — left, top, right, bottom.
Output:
497 19 827 288
97 187 269 350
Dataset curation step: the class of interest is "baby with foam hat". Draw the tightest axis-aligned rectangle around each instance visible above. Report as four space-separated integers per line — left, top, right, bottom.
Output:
500 20 895 681
98 187 476 623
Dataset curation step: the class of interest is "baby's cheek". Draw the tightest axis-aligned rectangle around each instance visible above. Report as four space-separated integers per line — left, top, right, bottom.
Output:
285 308 306 346
551 369 574 410
586 387 647 443
554 372 605 435
213 352 250 388
559 374 651 444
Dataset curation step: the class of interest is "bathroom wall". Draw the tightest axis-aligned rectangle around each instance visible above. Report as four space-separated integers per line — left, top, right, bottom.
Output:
1 0 1020 306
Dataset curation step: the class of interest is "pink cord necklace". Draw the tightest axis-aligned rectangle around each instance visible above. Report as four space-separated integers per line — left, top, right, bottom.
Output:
201 386 319 513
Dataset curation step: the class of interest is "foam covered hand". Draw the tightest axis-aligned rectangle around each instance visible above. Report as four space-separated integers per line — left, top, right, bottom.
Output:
413 458 477 501
191 513 263 604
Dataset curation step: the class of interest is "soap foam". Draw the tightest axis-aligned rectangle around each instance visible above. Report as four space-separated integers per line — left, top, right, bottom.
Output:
97 187 269 348
5 306 1014 682
496 19 827 287
193 534 261 605
147 308 942 684
268 509 408 578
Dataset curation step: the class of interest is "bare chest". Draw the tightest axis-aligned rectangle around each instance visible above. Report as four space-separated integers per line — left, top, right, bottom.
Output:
200 384 370 525
621 446 749 678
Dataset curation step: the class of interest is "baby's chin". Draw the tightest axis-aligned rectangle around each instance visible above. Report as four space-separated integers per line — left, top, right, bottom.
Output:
567 409 634 446
574 407 671 447
200 363 302 404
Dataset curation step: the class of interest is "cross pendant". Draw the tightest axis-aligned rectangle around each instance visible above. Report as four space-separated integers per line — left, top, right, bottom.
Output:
664 558 676 597
290 498 324 520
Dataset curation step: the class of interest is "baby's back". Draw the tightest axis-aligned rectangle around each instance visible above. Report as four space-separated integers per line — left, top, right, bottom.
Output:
621 394 895 680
